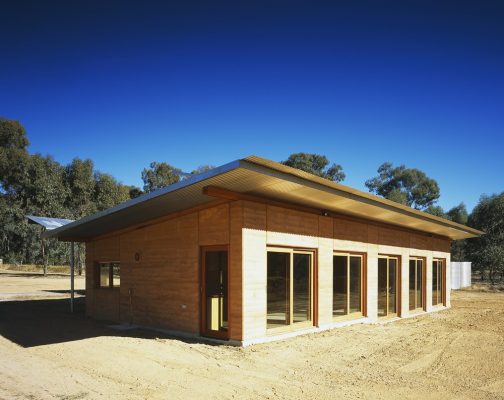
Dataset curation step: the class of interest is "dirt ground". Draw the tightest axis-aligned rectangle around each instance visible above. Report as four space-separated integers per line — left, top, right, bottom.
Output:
0 270 85 300
1 272 503 400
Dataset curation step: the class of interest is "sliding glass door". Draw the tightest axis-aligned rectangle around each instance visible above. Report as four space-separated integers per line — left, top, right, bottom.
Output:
432 259 445 306
409 258 424 312
378 256 398 318
333 253 364 319
267 248 314 332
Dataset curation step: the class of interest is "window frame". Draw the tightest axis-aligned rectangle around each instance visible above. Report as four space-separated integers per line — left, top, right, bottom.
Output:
377 254 401 318
95 261 120 289
266 246 316 335
332 251 367 321
409 257 426 312
432 258 446 307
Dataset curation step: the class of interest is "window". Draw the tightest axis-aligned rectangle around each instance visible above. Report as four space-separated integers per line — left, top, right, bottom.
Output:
267 248 313 331
96 262 120 288
432 259 445 306
333 253 365 319
409 258 424 311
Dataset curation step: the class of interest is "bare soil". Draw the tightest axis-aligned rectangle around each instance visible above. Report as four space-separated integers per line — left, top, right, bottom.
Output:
1 273 503 400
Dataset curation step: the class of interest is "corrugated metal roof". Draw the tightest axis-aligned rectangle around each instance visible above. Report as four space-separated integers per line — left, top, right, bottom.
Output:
26 215 74 230
43 156 483 241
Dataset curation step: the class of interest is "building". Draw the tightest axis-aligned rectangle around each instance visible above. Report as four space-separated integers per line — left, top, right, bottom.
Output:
45 156 482 345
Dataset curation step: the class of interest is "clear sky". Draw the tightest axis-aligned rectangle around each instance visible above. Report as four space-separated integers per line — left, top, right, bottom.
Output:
1 0 502 212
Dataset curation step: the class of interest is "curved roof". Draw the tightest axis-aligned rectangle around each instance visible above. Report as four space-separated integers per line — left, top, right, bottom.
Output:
44 156 483 241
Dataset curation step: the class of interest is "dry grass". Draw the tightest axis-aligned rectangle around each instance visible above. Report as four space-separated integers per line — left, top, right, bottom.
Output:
461 282 504 293
1 263 78 275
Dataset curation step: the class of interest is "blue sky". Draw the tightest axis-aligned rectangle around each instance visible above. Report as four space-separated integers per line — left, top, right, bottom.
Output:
1 0 503 212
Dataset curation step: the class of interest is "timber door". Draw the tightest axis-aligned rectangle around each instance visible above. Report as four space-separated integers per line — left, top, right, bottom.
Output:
378 256 399 318
201 246 229 339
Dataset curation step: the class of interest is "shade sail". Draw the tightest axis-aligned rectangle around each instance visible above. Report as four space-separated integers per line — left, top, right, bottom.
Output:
27 215 74 230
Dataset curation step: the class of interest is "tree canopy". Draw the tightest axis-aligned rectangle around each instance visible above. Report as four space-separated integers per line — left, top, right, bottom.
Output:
0 118 138 266
141 162 182 193
446 202 468 225
282 153 345 182
191 165 215 175
365 162 440 210
466 193 504 282
1 117 501 282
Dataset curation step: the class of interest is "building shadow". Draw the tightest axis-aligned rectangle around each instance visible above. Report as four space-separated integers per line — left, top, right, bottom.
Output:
0 297 224 348
0 297 111 347
43 289 86 295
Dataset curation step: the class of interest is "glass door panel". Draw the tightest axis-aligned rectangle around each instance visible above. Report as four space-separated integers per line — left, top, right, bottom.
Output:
333 255 348 316
378 257 398 317
378 258 388 317
432 260 444 306
409 258 424 311
432 261 438 305
388 258 397 315
416 260 423 309
293 253 311 323
267 251 290 328
202 248 228 339
349 256 362 313
409 260 416 311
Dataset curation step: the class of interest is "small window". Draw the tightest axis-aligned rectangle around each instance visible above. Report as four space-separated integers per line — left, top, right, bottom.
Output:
96 262 120 288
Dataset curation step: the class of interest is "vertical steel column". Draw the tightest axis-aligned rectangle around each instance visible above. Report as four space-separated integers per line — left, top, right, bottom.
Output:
70 241 75 313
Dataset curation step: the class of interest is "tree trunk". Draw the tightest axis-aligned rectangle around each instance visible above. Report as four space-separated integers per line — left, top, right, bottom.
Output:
42 236 47 276
77 243 82 276
489 267 495 285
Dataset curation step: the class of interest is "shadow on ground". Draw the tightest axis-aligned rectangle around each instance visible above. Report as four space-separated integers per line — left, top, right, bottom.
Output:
0 272 81 278
0 297 221 348
43 289 86 295
0 297 108 347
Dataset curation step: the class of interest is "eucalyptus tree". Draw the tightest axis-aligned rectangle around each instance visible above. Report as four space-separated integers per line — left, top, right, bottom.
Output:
365 162 440 210
466 193 504 283
282 153 345 182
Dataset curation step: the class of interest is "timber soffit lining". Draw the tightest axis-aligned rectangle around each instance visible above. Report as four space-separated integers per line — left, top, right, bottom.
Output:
44 156 483 241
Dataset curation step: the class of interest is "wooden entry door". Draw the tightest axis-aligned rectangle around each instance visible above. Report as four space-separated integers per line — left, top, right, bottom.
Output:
201 246 229 340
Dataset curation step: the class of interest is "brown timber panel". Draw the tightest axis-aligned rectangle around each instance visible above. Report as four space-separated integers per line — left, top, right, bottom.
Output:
410 232 432 251
376 226 410 248
242 200 267 231
92 236 120 261
318 215 333 239
333 216 368 243
432 236 451 253
198 203 230 246
267 205 318 237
